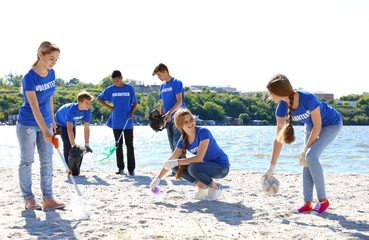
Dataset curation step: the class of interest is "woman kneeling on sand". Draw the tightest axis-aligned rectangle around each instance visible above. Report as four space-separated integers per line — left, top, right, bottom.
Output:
150 109 230 201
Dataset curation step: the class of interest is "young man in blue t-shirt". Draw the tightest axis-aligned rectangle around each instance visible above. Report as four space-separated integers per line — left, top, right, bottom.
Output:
54 91 94 175
97 70 138 175
152 63 186 153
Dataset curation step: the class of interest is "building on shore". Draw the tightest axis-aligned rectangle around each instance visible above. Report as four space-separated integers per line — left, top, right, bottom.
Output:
314 91 334 100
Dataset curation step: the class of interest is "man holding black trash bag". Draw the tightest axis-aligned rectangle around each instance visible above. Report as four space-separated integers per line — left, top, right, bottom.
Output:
54 91 94 176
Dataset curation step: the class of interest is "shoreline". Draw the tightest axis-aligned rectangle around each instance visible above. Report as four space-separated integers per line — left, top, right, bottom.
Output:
1 167 368 239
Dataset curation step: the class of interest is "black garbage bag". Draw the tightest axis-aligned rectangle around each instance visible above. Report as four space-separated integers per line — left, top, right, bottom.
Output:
148 109 166 132
68 145 86 176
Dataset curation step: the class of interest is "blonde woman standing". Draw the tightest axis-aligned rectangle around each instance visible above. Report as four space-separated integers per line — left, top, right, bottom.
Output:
150 109 230 201
16 41 65 210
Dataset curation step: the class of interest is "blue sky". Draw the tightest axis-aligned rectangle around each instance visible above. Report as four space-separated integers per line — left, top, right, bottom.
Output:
1 0 368 98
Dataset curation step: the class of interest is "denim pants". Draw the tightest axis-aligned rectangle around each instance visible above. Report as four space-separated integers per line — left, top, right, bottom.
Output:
303 120 343 201
60 126 76 164
166 121 181 152
113 129 135 172
16 123 54 200
173 162 229 187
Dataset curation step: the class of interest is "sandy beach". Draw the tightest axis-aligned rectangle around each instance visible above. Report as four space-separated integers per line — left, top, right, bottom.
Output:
0 167 368 239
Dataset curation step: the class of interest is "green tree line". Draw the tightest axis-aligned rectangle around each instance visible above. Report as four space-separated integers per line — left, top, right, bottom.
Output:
1 73 369 125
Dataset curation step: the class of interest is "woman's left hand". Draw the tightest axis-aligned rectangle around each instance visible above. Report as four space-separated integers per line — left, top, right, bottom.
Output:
298 147 308 167
163 160 178 170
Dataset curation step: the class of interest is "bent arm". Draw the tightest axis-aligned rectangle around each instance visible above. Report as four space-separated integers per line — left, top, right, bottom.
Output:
25 91 52 142
270 116 286 166
129 102 137 120
164 92 183 121
305 107 322 148
178 139 209 166
97 98 114 111
157 147 183 179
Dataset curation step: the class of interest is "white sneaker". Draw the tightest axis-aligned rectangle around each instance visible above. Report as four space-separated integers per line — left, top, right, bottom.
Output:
195 187 209 200
204 184 222 201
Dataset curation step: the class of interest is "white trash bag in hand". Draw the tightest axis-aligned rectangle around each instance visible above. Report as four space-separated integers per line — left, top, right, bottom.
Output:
260 164 279 195
260 175 280 195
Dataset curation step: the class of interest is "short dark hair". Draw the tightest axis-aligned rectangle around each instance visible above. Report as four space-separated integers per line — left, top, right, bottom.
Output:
111 70 122 78
152 63 169 76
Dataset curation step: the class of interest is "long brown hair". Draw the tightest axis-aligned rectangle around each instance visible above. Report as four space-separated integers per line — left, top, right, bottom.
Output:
267 74 296 144
33 41 60 67
173 109 194 180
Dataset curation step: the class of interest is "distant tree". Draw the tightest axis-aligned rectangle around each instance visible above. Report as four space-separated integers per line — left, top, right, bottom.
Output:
202 101 225 120
239 113 250 125
67 78 80 87
55 78 66 87
340 94 363 101
356 95 369 112
0 93 22 121
4 73 22 87
98 76 112 90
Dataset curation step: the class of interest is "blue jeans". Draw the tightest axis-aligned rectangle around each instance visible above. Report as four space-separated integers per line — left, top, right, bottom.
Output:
303 120 342 201
16 123 54 200
173 162 229 187
166 121 181 152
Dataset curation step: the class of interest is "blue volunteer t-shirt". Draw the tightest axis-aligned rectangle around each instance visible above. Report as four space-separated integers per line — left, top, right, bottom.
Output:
55 103 91 128
18 69 56 126
160 78 186 121
177 127 230 166
97 84 137 129
276 91 341 126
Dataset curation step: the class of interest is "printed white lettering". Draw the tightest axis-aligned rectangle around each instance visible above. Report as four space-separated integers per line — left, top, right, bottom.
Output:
112 92 130 97
189 147 198 154
162 87 173 93
293 110 311 121
35 80 55 91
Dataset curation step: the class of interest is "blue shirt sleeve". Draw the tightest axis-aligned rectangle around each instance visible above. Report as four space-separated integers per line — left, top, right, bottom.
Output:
65 105 75 123
131 86 137 103
199 128 211 141
173 80 184 95
22 74 36 91
276 101 288 117
177 138 183 149
98 87 111 102
84 109 91 123
305 94 320 111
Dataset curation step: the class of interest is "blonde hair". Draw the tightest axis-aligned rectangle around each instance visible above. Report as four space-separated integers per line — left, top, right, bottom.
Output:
33 41 60 67
267 74 296 144
77 91 94 102
173 109 195 180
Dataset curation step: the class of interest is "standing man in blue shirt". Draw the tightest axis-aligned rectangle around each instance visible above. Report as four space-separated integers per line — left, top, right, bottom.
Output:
152 63 186 154
54 91 94 175
97 70 138 176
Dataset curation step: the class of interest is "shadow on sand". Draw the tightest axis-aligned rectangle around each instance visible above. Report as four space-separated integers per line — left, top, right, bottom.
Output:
22 209 81 239
181 201 254 226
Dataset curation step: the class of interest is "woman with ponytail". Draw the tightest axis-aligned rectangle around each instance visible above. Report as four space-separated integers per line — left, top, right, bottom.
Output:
150 109 230 201
17 41 65 210
262 74 342 214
